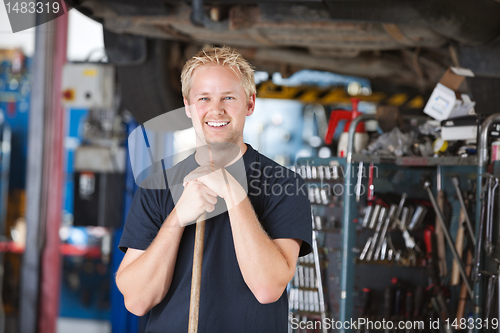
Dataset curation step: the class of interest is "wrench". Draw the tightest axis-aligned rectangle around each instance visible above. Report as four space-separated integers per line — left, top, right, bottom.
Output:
485 177 498 256
485 273 497 319
362 205 373 228
366 207 387 261
368 204 381 229
391 193 407 229
472 181 488 283
356 161 364 203
375 205 397 260
359 237 372 260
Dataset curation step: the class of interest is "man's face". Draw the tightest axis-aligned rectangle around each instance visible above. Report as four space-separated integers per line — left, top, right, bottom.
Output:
184 65 255 150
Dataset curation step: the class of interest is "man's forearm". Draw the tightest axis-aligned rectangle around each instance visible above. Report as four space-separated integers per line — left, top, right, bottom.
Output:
227 194 299 304
116 210 185 316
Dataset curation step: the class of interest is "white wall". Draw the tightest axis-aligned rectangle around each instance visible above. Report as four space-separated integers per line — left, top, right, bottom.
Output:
0 5 104 61
66 9 105 62
0 1 36 56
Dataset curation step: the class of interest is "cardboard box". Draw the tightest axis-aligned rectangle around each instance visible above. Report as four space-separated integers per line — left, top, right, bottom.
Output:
424 67 475 121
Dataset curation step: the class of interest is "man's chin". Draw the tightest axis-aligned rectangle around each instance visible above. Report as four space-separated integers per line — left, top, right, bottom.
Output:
206 140 236 150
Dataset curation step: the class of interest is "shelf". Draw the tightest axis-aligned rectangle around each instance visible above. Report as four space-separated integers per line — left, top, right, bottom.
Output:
351 154 478 166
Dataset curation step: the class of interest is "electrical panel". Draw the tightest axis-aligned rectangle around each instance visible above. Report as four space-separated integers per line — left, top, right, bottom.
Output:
61 64 115 109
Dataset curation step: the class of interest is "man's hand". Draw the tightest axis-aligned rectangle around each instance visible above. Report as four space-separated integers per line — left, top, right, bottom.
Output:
184 163 247 209
175 179 218 226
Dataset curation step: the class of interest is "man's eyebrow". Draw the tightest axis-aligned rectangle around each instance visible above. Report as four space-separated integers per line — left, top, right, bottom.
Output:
194 91 237 97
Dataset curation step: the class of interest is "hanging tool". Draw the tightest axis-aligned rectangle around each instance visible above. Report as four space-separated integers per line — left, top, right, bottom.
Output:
391 193 407 229
498 265 500 329
360 288 371 317
408 205 427 231
356 161 364 203
413 285 424 319
389 194 421 264
456 250 473 322
405 290 413 324
434 167 447 277
380 239 388 261
451 177 476 246
472 181 487 284
374 205 397 260
392 278 403 316
359 237 372 261
356 288 371 333
451 208 466 286
383 284 394 320
485 273 497 319
424 180 473 299
368 204 381 229
367 163 375 202
423 225 452 322
310 211 328 333
366 207 387 261
362 205 373 228
485 176 498 256
400 207 410 228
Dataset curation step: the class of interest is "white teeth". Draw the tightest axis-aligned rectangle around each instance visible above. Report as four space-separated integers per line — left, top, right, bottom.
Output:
207 121 228 127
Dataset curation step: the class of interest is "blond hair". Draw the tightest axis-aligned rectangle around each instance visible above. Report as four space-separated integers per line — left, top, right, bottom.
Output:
181 46 256 102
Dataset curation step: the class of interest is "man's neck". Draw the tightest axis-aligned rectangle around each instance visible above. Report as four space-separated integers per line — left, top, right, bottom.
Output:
194 142 246 167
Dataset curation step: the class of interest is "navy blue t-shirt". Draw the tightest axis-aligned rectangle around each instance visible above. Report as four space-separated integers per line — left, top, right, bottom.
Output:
119 144 312 333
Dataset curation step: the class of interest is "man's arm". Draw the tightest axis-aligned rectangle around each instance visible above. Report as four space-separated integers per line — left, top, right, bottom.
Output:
116 180 218 316
228 193 302 304
116 211 184 316
184 164 305 304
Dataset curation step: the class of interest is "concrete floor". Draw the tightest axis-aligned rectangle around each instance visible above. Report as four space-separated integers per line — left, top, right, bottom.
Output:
57 318 111 333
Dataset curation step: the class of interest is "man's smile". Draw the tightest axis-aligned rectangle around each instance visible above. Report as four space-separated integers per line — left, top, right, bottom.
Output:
206 121 230 128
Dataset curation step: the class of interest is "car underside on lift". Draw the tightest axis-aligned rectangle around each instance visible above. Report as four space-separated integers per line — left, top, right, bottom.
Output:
65 0 500 123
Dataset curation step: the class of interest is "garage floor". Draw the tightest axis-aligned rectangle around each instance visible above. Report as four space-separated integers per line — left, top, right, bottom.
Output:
57 318 111 333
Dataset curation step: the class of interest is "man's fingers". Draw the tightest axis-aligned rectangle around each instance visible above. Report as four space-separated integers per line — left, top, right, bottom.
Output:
201 183 218 198
203 191 218 205
206 204 216 213
183 166 218 186
186 180 218 198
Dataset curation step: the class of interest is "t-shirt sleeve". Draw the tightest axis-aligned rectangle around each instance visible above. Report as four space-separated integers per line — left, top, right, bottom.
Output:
119 186 167 253
259 176 313 256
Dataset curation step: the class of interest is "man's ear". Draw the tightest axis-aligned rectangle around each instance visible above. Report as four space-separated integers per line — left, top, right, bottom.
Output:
184 97 192 118
246 93 256 116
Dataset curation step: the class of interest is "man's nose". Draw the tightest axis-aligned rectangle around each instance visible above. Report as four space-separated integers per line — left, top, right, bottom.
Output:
210 100 224 114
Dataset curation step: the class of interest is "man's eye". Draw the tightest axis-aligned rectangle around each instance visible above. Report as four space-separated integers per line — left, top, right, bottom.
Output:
199 97 209 101
224 96 234 100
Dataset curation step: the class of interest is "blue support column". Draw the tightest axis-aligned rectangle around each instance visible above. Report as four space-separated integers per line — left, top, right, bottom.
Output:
340 160 357 332
111 119 140 333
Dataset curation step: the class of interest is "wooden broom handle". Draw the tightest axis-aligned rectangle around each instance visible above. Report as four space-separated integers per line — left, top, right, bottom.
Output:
188 213 206 333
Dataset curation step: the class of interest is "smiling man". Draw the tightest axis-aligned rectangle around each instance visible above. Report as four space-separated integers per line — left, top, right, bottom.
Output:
115 46 312 333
